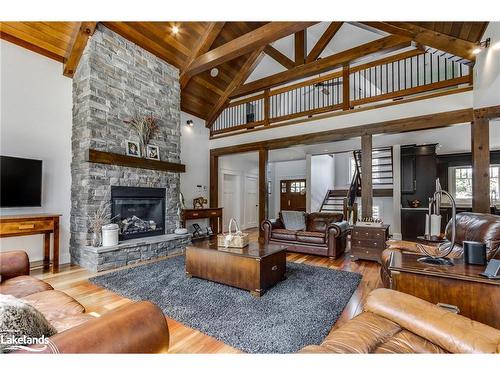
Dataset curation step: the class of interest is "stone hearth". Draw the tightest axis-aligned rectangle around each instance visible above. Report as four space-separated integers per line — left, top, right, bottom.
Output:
80 234 191 272
70 24 189 271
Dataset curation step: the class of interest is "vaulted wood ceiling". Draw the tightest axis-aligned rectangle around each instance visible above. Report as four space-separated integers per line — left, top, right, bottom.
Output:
0 21 489 122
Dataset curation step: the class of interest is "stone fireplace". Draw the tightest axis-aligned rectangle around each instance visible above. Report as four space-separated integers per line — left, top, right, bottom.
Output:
70 24 190 272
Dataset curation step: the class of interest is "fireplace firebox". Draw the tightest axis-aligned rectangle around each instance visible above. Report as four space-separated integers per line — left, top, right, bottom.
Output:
111 186 166 241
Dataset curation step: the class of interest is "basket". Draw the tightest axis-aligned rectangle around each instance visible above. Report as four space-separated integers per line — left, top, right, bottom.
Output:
217 218 249 248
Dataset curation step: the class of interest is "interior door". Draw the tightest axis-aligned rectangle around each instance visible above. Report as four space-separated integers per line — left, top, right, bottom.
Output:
222 173 239 231
245 175 259 228
280 179 306 212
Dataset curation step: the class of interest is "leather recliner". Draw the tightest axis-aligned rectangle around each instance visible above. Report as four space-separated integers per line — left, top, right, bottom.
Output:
0 250 169 353
261 212 349 259
300 288 500 353
381 212 500 288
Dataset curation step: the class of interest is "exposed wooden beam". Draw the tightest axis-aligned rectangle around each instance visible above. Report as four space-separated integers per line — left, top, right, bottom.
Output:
342 64 350 110
264 45 295 69
63 22 97 78
210 108 473 156
360 22 477 61
361 134 373 218
474 105 500 120
294 30 306 65
258 148 268 241
206 47 266 128
472 117 490 213
232 35 411 98
186 22 316 76
180 22 225 89
306 22 343 63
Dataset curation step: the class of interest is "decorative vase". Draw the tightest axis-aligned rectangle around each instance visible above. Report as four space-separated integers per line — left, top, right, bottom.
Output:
91 231 102 247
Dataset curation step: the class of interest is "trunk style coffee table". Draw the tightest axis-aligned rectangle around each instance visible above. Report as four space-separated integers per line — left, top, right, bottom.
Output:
185 241 287 297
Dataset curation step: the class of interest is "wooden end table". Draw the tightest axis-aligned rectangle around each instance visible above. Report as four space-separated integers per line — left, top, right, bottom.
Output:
388 251 500 329
185 241 287 297
0 214 61 270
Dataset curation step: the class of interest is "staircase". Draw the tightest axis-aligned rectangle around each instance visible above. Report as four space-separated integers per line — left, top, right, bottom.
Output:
320 147 393 220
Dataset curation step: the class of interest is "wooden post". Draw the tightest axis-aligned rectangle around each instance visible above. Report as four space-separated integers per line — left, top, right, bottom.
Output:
263 89 270 126
294 30 306 65
361 134 373 218
342 64 350 111
209 153 219 231
258 148 268 242
471 117 490 213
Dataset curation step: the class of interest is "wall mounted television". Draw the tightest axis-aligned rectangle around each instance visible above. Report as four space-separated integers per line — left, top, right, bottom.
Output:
0 155 43 207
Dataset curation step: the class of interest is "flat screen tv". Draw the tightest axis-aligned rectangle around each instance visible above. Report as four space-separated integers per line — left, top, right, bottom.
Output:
0 156 42 207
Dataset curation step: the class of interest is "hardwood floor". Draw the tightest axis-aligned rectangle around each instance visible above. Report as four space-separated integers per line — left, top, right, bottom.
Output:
31 229 383 353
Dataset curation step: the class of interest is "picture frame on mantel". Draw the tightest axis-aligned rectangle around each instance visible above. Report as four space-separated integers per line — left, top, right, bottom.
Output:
146 144 160 160
126 140 141 157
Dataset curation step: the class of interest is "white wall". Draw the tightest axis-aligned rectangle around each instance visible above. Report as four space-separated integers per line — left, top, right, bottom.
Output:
474 22 500 108
310 155 334 212
0 40 72 264
267 159 307 219
180 112 210 231
218 152 259 229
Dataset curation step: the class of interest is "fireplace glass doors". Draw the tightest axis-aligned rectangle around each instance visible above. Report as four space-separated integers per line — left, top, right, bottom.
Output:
111 186 166 240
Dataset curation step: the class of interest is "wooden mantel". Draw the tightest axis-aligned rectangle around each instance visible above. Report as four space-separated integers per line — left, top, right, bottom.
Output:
86 149 186 173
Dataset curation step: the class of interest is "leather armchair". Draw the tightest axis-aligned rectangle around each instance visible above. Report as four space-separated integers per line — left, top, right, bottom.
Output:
262 212 349 259
1 250 170 353
381 212 500 287
300 288 500 353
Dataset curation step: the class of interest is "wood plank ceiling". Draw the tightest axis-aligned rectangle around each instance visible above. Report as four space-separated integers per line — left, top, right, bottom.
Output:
0 21 489 121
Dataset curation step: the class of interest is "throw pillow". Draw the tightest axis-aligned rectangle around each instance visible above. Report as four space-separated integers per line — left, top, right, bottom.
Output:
0 294 57 353
281 211 306 231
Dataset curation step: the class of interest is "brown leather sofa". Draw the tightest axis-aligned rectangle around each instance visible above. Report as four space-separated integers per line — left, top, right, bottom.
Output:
300 288 500 353
0 250 169 353
381 212 500 287
261 212 349 259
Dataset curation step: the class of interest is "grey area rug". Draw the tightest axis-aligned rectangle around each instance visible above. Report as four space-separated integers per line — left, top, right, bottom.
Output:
89 256 361 353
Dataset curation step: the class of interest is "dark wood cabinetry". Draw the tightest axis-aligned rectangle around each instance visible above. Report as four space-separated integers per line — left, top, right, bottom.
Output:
401 148 416 193
389 252 500 329
351 224 390 262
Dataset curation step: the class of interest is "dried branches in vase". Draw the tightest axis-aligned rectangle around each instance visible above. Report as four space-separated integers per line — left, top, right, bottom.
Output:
123 112 159 157
89 200 112 247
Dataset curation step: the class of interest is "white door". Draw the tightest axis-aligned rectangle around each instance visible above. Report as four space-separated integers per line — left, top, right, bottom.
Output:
222 173 239 231
245 175 259 229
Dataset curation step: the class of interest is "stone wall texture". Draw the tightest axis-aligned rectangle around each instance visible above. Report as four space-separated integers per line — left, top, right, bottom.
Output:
70 24 184 268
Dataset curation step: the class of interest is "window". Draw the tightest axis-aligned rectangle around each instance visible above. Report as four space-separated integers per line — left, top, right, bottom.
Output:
290 181 306 193
449 165 500 203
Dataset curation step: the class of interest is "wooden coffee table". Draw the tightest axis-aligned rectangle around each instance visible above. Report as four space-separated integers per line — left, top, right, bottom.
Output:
185 241 287 297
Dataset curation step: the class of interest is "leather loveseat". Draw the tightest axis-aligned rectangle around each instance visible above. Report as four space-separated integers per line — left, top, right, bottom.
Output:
261 212 349 259
300 288 500 353
381 212 500 288
0 250 169 353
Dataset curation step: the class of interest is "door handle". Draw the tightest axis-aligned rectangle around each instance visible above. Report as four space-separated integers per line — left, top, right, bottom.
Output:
288 200 291 206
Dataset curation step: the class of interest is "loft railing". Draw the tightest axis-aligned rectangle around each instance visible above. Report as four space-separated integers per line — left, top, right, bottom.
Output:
211 49 471 136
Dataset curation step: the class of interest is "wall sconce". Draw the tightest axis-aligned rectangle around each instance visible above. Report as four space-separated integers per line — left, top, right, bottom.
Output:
473 38 490 55
186 120 194 128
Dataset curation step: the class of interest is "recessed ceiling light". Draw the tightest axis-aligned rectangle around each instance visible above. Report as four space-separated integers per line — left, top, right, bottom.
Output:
172 26 180 34
210 68 219 77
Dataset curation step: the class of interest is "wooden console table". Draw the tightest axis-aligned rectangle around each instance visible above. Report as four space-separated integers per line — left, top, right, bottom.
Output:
389 251 500 329
180 208 223 239
0 214 61 270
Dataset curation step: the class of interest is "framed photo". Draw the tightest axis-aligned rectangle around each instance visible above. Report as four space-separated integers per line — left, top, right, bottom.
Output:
126 140 141 157
146 144 160 160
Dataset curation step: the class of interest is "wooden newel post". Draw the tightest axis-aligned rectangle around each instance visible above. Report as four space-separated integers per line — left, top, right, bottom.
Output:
342 64 350 111
264 89 270 126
